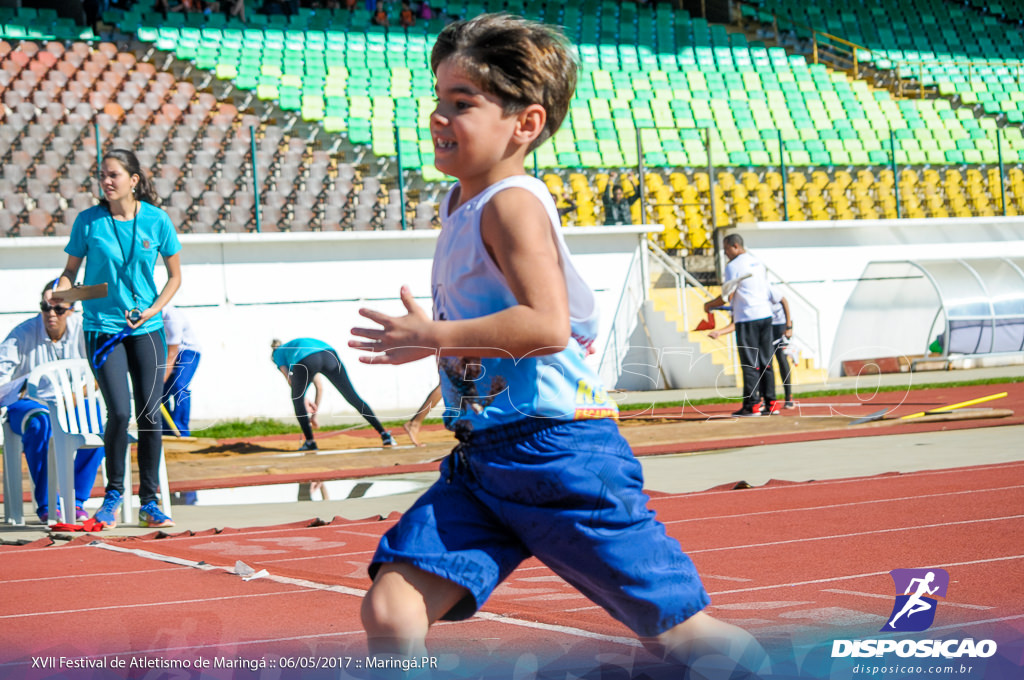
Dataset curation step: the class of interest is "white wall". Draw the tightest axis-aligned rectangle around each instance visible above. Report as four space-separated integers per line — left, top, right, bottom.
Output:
0 227 649 427
730 216 1024 375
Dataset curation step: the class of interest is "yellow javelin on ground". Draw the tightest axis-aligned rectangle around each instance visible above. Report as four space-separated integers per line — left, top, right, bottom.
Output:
899 391 1008 420
160 404 181 437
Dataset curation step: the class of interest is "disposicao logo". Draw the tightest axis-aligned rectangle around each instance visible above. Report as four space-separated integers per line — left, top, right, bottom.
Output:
883 568 949 632
831 567 998 659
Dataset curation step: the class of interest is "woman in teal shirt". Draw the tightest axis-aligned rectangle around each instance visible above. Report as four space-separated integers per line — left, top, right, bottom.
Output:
271 338 394 450
55 149 181 529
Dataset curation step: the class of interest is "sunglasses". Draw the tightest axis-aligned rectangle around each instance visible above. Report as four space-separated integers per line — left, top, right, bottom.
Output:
40 301 71 315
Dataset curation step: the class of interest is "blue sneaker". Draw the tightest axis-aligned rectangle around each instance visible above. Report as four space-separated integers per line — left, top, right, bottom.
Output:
93 490 123 529
139 501 174 528
381 431 396 447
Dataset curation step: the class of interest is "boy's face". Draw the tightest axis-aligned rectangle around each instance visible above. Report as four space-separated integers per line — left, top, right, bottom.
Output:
431 60 523 183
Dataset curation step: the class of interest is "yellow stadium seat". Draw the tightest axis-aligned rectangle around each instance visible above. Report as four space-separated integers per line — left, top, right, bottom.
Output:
788 171 807 191
688 223 710 249
661 226 683 250
740 171 760 192
669 172 689 193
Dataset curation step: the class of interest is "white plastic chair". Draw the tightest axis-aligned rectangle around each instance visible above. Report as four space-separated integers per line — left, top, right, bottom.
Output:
3 377 45 525
27 359 171 526
3 414 33 525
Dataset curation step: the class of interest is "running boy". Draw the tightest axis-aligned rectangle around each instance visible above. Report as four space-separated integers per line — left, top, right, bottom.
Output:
350 13 768 675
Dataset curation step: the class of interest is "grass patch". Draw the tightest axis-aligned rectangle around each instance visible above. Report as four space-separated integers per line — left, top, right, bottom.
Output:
195 418 427 439
196 418 304 439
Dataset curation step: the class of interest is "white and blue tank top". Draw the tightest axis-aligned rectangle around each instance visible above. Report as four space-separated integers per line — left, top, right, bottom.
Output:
432 175 618 431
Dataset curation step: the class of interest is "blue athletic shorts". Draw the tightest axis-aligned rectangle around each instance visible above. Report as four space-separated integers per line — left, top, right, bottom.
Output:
368 418 710 637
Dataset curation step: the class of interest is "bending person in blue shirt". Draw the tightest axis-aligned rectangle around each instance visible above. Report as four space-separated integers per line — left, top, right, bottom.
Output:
270 338 394 451
54 148 182 530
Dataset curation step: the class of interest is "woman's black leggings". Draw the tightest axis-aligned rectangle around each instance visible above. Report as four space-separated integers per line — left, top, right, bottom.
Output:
291 350 384 441
86 329 166 506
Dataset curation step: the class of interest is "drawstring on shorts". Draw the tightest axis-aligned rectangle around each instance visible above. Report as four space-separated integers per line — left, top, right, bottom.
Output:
446 420 474 484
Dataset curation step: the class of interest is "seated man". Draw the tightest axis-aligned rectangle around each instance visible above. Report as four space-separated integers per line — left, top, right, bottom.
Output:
0 282 104 523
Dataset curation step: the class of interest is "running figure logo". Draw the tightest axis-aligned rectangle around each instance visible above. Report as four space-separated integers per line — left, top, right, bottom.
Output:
883 568 950 632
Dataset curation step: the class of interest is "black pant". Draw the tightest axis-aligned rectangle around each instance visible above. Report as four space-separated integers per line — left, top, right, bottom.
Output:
735 317 775 409
290 350 384 441
771 323 793 401
86 329 166 505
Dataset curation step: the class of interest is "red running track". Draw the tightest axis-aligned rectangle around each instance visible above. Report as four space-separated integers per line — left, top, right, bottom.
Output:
1 460 1022 679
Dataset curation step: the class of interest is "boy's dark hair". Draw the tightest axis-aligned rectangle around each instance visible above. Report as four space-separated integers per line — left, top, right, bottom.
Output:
431 13 578 152
723 233 744 248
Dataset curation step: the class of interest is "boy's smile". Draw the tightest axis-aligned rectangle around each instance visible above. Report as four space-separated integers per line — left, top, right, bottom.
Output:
431 60 528 199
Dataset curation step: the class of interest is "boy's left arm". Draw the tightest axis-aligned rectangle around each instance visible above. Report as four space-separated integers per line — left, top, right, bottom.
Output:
352 189 570 364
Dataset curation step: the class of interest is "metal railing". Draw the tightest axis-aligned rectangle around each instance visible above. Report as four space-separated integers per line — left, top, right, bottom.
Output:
763 263 824 371
643 239 742 382
596 239 646 388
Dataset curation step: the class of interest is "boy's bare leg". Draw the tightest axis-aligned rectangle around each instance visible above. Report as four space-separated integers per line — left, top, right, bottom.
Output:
644 611 771 678
403 385 442 447
402 421 425 447
362 562 469 657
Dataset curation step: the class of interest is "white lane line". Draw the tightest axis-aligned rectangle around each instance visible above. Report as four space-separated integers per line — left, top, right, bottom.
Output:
90 542 369 596
472 612 640 648
902 613 1024 634
3 541 641 652
662 484 1024 526
0 520 401 559
711 553 1024 596
0 567 194 585
0 589 310 620
689 514 1024 554
822 589 993 610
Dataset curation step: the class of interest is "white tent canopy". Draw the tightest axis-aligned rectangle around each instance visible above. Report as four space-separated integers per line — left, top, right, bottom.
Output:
831 258 1024 374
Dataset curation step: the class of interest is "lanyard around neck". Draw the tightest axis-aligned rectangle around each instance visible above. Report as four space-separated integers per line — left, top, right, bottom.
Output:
109 203 139 304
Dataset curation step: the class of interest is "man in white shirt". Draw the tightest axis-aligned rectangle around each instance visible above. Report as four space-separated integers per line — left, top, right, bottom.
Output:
704 234 776 417
0 283 104 522
161 305 201 437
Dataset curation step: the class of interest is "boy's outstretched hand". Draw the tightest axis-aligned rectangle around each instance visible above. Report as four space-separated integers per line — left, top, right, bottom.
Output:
350 286 437 365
